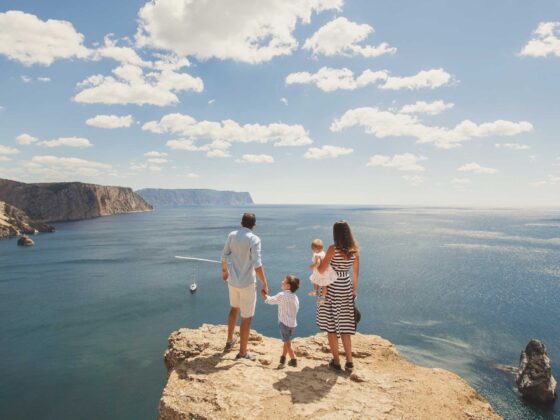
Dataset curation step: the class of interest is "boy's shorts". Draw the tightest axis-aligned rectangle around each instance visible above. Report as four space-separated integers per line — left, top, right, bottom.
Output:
279 322 295 343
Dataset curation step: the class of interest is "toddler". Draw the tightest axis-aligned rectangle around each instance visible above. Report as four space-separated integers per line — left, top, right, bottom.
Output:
264 275 300 367
308 239 335 304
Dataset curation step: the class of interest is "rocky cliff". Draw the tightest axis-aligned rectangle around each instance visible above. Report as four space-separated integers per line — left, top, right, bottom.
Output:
136 188 254 207
0 178 153 222
0 200 54 239
159 324 500 420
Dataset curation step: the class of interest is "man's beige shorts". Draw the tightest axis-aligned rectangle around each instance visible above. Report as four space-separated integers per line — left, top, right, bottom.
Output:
228 283 257 318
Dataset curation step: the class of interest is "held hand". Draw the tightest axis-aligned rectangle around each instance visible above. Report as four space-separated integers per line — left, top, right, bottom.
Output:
352 289 357 300
260 286 268 298
222 270 229 282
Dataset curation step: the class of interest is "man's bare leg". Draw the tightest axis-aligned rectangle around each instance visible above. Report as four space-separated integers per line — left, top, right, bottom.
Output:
239 316 252 355
227 307 239 343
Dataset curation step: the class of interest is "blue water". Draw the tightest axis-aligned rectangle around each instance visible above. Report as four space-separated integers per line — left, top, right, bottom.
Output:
1 206 559 419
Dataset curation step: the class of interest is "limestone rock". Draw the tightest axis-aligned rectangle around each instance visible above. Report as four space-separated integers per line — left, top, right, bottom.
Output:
136 188 254 207
0 178 152 222
159 324 500 419
0 200 55 240
17 235 34 246
516 339 557 404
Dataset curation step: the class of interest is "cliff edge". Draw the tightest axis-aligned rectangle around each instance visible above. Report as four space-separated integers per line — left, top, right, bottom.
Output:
136 188 254 207
160 324 499 419
0 200 54 239
0 178 153 222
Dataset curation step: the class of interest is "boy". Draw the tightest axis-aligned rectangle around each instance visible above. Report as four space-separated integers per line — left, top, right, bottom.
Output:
264 275 300 367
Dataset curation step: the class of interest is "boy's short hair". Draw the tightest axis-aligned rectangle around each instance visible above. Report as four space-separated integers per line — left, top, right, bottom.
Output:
241 213 256 229
285 275 300 293
311 239 324 250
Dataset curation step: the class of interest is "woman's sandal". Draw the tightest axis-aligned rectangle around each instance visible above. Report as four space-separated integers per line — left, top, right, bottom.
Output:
329 359 342 371
345 361 354 372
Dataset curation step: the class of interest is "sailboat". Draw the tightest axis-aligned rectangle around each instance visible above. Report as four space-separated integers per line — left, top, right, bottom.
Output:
175 256 220 294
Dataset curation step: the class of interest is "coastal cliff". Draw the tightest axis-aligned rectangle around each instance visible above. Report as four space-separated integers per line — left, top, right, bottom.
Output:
0 200 54 239
0 178 153 222
136 188 254 207
159 324 499 419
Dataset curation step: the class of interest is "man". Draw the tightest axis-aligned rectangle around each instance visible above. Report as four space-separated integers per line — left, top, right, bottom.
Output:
221 212 268 360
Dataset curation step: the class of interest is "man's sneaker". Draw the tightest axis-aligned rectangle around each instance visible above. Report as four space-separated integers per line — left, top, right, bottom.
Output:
235 352 256 361
223 336 238 353
279 355 286 365
288 358 297 367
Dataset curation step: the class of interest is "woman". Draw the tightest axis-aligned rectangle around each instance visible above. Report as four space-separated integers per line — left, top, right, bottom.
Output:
316 220 360 372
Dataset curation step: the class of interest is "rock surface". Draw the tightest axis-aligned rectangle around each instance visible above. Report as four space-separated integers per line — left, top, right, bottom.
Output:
0 178 152 222
0 200 55 240
159 324 499 419
17 235 34 246
516 339 557 404
136 188 254 207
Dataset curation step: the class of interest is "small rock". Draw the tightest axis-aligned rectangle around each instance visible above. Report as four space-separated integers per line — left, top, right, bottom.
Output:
17 235 34 247
349 372 368 383
259 357 272 366
516 339 557 404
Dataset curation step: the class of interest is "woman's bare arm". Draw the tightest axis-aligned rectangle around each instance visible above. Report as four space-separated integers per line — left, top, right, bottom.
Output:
352 253 360 298
318 245 334 273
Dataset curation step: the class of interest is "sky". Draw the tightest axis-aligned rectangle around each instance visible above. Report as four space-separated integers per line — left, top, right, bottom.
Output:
0 0 559 206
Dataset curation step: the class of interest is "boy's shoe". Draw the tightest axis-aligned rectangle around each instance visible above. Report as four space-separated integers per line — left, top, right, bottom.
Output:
317 296 326 305
345 361 354 372
279 355 286 365
288 358 297 367
308 291 317 296
329 359 342 371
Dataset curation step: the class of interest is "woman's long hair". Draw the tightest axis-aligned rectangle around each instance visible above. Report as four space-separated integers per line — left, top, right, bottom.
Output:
333 220 359 258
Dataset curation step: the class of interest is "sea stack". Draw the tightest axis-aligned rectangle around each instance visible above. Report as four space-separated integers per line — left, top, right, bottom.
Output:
17 235 34 247
517 339 557 404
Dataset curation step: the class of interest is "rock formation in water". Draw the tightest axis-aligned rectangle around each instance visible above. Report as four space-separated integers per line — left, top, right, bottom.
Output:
17 235 34 246
159 324 499 419
136 188 254 207
0 178 153 222
517 339 557 404
0 200 55 240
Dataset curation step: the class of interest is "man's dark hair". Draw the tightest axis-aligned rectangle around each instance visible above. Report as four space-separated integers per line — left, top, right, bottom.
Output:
241 213 256 229
286 275 300 293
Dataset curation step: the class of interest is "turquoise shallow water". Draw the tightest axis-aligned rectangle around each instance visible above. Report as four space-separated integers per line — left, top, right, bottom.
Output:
1 206 559 419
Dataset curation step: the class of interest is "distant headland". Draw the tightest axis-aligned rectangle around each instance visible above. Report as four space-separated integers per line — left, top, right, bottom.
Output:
136 188 254 207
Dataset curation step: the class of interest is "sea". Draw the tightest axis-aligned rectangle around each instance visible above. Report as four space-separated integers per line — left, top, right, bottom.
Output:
1 206 559 419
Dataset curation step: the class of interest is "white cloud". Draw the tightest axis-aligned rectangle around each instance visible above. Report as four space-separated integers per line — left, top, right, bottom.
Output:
16 133 38 145
38 77 51 82
331 106 533 149
381 68 452 90
24 155 113 178
0 156 10 162
286 67 451 92
531 174 560 187
0 11 89 66
0 145 19 156
147 158 167 164
0 105 4 111
86 114 134 129
74 64 203 106
457 162 498 174
144 113 312 157
303 17 396 58
400 100 454 115
144 151 168 157
135 0 342 64
452 177 472 185
208 99 215 105
21 75 32 83
520 22 560 57
280 97 289 106
186 173 200 179
495 143 531 150
238 154 274 164
304 145 353 160
39 137 92 148
367 153 427 171
92 34 151 67
402 175 424 186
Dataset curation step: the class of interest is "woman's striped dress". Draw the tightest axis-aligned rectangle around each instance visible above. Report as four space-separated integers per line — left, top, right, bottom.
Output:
316 248 356 335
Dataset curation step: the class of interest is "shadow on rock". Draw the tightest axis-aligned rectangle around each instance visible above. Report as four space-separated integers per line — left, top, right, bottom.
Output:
272 364 339 403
